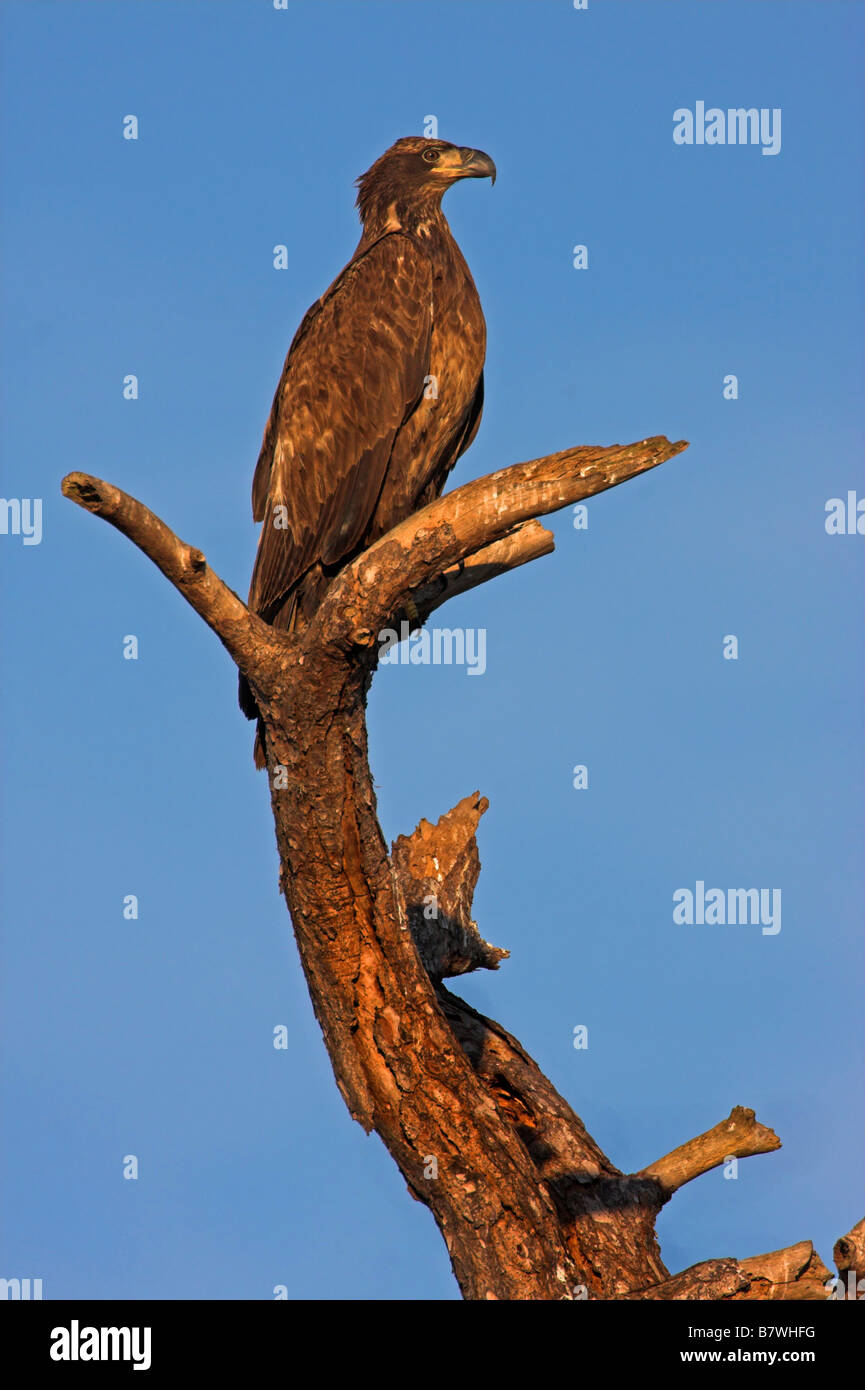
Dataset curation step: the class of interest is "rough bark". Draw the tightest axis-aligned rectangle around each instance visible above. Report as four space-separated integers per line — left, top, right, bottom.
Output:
624 1243 832 1302
61 434 859 1300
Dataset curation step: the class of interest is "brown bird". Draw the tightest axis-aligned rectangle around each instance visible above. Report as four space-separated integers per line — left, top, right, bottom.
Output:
240 135 496 766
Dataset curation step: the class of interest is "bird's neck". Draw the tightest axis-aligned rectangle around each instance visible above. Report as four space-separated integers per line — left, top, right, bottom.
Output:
359 195 449 247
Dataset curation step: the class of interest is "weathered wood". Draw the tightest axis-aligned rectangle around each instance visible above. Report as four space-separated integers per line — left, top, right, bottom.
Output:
833 1218 865 1284
639 1106 782 1195
391 793 509 978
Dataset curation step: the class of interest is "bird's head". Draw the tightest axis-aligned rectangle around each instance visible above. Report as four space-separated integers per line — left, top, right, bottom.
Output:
355 137 496 229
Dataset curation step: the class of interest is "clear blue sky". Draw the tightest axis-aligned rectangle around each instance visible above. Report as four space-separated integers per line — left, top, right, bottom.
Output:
2 0 862 1300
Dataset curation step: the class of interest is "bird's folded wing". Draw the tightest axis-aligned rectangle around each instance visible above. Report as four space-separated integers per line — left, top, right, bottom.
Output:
248 234 433 620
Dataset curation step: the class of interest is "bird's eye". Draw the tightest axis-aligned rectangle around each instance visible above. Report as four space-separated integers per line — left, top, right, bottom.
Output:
421 148 441 163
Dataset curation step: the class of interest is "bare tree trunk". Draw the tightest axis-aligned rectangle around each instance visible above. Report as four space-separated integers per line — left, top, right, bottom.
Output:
61 434 858 1300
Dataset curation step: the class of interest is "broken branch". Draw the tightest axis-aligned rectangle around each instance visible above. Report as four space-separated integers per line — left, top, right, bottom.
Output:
639 1106 781 1196
61 472 279 675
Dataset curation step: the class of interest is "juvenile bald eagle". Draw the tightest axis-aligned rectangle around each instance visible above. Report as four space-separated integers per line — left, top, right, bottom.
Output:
240 136 495 765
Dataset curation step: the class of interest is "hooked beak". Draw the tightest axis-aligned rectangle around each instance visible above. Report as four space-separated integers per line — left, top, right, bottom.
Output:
457 146 497 185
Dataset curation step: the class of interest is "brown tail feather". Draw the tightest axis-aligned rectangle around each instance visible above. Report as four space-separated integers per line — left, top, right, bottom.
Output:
253 721 267 770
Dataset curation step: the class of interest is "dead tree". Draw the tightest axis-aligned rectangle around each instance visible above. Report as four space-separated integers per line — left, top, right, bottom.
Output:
62 436 860 1300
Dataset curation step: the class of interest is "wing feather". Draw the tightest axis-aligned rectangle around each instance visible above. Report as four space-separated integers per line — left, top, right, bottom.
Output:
249 235 433 621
